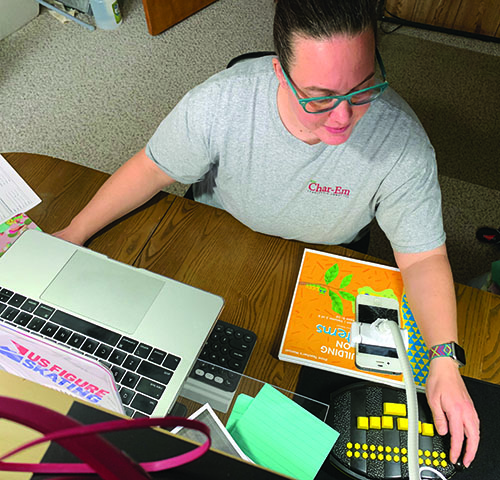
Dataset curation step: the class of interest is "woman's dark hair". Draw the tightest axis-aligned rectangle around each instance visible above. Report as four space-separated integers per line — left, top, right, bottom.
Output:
273 0 377 73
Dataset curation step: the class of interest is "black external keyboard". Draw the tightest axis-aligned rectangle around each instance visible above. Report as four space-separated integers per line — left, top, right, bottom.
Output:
180 320 257 412
0 287 181 418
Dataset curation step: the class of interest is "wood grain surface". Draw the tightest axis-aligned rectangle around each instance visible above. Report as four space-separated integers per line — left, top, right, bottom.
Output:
5 152 499 392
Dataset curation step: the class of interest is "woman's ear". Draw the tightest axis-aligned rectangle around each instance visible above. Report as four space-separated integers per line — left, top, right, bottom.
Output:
272 58 288 89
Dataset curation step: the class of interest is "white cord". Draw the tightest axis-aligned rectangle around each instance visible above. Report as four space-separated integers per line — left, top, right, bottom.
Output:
419 466 448 480
385 320 419 480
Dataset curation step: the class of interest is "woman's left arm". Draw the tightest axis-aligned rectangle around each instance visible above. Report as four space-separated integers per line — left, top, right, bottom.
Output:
394 245 480 467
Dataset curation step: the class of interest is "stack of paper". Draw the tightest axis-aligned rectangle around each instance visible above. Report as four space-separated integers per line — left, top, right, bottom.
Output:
226 384 339 480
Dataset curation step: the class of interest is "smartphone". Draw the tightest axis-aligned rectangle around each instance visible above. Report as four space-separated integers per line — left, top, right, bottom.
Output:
354 295 402 375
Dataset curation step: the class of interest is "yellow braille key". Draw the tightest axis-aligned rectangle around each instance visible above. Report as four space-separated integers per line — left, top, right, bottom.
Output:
369 416 381 430
381 416 394 429
421 423 435 437
357 417 369 430
383 402 406 416
397 418 408 430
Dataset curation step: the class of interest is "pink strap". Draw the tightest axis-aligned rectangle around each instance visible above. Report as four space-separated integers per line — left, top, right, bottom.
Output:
0 396 211 479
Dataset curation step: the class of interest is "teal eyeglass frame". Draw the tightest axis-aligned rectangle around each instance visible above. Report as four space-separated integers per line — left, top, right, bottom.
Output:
281 49 389 114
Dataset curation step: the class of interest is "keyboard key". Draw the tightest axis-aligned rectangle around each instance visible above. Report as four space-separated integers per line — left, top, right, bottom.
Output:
162 354 181 371
121 372 140 389
1 306 19 322
123 355 141 371
27 317 46 332
119 387 135 406
134 343 152 359
117 337 138 353
148 349 166 364
8 294 26 307
14 312 32 326
0 304 7 315
123 406 135 417
95 344 113 360
40 322 58 337
111 366 125 383
109 349 127 365
137 361 173 385
0 289 13 302
54 327 72 342
81 338 99 354
136 378 165 400
20 299 39 313
131 393 157 416
50 310 120 346
33 304 55 320
67 333 85 348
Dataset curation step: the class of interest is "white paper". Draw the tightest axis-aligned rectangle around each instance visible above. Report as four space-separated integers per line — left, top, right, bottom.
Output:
0 154 42 224
0 322 124 414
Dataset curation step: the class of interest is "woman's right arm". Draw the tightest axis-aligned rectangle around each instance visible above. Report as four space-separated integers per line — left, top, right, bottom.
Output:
54 148 176 245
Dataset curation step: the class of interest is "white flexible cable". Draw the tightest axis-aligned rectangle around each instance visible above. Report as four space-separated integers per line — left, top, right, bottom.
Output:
419 466 448 480
385 320 419 480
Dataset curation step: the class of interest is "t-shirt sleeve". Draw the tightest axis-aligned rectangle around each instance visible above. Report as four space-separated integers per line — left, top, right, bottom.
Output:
145 83 216 184
375 135 446 254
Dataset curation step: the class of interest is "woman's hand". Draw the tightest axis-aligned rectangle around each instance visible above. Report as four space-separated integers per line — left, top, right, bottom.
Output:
425 357 480 467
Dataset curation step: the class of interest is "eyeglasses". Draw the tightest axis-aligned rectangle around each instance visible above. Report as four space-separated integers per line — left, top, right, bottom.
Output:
281 49 389 114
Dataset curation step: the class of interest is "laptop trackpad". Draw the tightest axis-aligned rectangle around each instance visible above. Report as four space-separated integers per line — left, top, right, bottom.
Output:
41 251 164 334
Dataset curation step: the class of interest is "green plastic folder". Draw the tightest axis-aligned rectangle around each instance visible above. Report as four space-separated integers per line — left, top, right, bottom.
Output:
226 384 339 480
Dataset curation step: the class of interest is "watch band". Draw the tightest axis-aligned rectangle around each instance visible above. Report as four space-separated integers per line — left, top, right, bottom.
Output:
428 342 466 367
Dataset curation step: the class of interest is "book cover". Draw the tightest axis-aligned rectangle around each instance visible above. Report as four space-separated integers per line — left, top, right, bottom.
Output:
278 249 429 390
0 213 41 257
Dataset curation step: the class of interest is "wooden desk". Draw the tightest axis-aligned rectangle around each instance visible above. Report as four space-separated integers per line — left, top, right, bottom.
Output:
5 152 500 391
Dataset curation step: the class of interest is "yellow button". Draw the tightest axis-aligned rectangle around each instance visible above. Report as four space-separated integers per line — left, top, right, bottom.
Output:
402 456 408 463
370 445 376 451
383 402 407 416
370 416 381 430
425 458 432 466
421 423 435 437
378 445 384 452
347 442 353 449
424 450 431 457
419 458 423 465
418 449 423 456
362 452 368 459
370 453 376 460
385 446 392 453
357 417 369 430
401 448 407 455
347 451 353 458
386 454 392 462
354 451 361 458
381 416 394 429
432 451 439 458
378 453 384 461
397 418 408 431
362 444 368 450
441 460 448 467
433 459 439 466
354 443 361 450
440 452 446 459
394 455 400 463
393 447 400 454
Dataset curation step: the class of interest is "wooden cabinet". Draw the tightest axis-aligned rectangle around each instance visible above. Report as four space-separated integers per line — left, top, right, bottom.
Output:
383 0 500 39
142 0 218 36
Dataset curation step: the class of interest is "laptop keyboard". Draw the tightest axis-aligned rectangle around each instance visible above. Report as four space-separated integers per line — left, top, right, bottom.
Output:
0 287 181 418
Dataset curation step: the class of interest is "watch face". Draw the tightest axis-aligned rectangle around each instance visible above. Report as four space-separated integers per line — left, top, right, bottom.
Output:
453 343 466 367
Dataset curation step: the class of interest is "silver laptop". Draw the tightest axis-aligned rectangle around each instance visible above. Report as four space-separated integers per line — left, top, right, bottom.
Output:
0 229 224 417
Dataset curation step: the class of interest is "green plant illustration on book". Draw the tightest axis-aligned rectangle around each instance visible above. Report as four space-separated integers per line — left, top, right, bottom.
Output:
302 263 355 315
302 264 399 316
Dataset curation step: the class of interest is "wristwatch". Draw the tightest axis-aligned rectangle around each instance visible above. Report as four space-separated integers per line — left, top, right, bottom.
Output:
428 342 466 367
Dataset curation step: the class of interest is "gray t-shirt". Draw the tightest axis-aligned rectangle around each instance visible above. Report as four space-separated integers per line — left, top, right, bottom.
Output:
146 57 445 253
